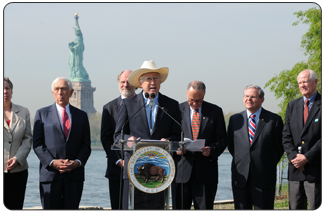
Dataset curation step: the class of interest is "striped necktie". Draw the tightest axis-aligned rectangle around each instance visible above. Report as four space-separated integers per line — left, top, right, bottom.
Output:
248 114 256 145
192 109 200 140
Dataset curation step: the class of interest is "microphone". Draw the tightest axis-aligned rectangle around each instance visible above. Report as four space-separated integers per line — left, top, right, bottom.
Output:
120 92 149 141
149 93 184 142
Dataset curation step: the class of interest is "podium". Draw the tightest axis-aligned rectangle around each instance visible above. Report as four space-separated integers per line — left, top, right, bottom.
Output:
112 139 185 209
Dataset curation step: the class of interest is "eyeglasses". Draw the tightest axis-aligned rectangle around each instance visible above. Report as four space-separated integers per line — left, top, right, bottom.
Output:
141 76 161 82
244 95 259 99
53 87 69 93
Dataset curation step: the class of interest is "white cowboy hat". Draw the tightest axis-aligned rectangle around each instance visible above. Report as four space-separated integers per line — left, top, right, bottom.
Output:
128 60 169 88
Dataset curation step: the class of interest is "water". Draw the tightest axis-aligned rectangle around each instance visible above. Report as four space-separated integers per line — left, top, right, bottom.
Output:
23 150 284 208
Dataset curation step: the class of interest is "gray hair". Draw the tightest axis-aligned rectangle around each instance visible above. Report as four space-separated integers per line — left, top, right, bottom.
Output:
51 77 73 91
243 84 265 98
297 69 318 82
187 81 206 93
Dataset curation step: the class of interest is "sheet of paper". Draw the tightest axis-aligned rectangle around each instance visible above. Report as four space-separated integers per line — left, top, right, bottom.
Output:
184 138 205 152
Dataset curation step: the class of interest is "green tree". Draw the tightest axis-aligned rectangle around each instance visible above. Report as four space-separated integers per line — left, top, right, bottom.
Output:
265 7 321 120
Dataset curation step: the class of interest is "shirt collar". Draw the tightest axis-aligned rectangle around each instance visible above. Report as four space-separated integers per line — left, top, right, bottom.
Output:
303 91 317 103
190 105 202 113
143 92 159 106
247 107 262 119
55 103 70 115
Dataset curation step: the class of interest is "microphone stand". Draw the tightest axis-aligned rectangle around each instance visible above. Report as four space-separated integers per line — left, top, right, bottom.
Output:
117 92 150 209
149 93 185 209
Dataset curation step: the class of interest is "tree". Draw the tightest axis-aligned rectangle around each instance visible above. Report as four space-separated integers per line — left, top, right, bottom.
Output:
265 7 321 120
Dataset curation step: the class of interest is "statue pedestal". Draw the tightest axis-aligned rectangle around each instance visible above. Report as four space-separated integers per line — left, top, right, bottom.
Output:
70 81 96 114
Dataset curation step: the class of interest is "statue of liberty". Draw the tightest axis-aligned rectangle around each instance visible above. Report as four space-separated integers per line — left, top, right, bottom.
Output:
68 13 90 82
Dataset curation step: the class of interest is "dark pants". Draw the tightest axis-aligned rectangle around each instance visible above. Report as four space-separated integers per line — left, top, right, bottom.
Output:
173 169 217 209
40 177 84 209
108 178 123 209
289 180 321 210
4 170 28 209
232 170 275 209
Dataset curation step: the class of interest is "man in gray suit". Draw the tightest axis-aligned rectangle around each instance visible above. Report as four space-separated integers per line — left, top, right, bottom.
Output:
282 69 321 209
227 84 284 209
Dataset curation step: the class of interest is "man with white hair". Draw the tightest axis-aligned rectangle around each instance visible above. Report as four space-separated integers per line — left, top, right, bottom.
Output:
101 70 136 209
282 69 321 209
33 77 91 209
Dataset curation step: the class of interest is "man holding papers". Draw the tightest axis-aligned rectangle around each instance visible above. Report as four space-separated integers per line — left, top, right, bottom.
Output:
172 81 227 209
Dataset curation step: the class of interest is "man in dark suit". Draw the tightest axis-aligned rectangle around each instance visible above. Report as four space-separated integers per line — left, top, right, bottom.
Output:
114 60 181 209
282 69 321 210
33 77 91 209
227 84 284 209
101 70 136 209
172 81 227 209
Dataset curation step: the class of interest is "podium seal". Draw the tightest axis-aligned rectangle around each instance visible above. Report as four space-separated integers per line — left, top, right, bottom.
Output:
128 146 175 194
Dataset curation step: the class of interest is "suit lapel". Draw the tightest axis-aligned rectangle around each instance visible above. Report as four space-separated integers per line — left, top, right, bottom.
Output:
183 103 192 138
296 98 304 132
152 93 165 134
10 103 20 132
241 111 250 145
199 102 208 138
49 103 65 136
302 93 321 134
68 105 77 141
136 93 150 135
252 108 266 146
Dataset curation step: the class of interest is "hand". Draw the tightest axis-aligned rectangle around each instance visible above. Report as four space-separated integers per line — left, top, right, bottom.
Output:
127 136 137 147
176 146 188 155
117 160 124 168
52 159 80 174
6 157 19 171
201 146 211 157
291 154 308 170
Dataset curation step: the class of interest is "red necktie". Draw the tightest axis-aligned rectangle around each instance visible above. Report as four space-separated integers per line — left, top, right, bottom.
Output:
62 107 71 138
304 99 309 125
192 110 200 140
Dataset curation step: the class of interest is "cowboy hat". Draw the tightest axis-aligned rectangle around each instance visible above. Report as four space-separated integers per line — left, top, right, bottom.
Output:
128 60 169 88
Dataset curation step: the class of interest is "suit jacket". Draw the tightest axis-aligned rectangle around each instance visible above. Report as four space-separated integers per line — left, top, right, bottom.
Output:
101 96 123 180
174 101 227 184
282 93 321 183
114 91 181 179
4 103 32 173
227 108 284 189
33 103 91 183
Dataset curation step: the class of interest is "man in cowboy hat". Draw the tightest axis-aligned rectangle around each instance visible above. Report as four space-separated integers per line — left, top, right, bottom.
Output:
114 60 181 209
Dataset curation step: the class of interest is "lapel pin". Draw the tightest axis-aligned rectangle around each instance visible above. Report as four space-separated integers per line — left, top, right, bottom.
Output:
315 119 319 122
13 119 16 122
203 117 205 119
262 119 264 121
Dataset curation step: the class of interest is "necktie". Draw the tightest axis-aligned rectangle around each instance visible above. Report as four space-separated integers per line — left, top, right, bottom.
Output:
248 114 256 145
149 100 154 134
304 99 309 125
62 107 71 138
192 109 200 140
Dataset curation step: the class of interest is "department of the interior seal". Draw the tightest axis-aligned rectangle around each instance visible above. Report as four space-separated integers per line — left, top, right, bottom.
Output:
128 146 175 194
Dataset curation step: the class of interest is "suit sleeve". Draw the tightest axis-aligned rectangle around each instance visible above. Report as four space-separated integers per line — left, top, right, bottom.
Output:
101 105 121 164
33 110 55 167
210 107 227 160
282 102 298 162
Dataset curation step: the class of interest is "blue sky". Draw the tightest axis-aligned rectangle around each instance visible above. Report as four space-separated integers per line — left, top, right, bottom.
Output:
3 2 321 118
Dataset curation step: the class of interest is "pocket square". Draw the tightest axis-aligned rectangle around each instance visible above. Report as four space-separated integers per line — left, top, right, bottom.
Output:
315 119 319 122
